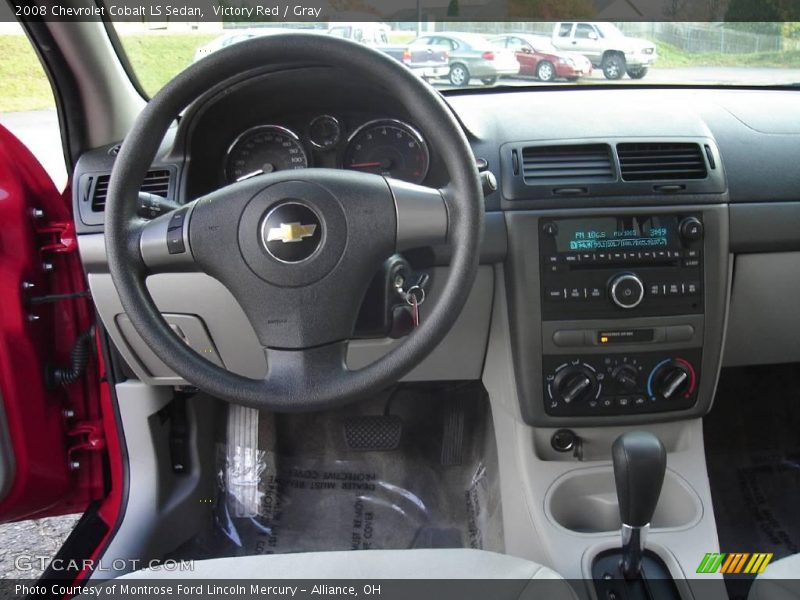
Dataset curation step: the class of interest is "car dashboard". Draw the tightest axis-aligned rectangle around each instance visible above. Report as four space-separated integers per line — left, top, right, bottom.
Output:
73 63 800 430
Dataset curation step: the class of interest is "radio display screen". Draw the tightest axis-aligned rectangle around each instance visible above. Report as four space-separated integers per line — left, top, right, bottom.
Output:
553 215 680 252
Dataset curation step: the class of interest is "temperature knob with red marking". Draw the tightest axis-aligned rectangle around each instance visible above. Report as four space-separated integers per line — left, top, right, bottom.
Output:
647 358 697 401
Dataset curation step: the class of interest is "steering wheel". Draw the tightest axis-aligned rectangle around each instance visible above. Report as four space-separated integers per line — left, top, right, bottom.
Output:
104 34 483 411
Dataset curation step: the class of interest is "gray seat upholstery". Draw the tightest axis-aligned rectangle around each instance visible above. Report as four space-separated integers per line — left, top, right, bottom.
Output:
120 549 575 598
749 554 800 600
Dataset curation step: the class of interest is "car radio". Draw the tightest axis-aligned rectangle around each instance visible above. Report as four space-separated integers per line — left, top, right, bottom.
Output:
539 213 703 320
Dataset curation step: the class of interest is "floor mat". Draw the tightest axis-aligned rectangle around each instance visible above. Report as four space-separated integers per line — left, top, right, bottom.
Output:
174 383 504 559
704 364 800 598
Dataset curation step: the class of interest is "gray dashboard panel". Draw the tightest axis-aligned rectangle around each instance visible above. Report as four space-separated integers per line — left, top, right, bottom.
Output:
724 252 800 367
80 233 494 385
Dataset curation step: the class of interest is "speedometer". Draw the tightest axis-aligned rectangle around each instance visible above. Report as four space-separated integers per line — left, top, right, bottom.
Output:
343 119 430 184
225 125 308 183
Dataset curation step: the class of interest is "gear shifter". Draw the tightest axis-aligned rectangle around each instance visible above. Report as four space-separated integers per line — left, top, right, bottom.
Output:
612 431 666 579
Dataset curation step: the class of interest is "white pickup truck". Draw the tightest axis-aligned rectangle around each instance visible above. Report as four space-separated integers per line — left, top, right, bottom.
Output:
551 22 657 80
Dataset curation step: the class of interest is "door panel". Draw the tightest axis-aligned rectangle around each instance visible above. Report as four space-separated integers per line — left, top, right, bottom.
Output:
0 124 103 522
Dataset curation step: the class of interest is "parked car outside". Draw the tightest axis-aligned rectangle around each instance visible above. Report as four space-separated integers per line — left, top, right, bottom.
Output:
328 23 450 80
413 32 519 86
551 22 657 79
491 34 592 82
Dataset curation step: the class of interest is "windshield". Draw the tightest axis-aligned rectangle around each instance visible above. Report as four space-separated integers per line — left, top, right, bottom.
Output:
112 21 800 95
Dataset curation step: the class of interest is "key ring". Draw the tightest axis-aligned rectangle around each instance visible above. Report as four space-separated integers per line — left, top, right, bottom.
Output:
405 285 425 306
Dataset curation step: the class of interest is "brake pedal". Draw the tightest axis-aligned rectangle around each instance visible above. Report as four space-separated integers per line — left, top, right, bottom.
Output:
344 415 403 451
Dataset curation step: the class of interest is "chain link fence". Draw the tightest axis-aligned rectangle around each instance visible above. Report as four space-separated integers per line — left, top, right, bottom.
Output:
423 21 789 54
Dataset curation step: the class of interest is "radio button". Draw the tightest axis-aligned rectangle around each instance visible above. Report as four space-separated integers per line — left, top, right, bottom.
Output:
612 252 624 261
648 283 661 297
683 258 701 268
545 254 559 264
588 287 603 300
609 273 645 309
564 254 580 264
568 287 585 300
686 249 700 258
546 288 565 301
597 252 609 261
667 283 681 296
684 281 700 296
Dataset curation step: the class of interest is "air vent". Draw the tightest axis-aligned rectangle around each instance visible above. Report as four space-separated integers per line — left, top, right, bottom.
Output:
617 142 707 181
90 169 172 212
521 144 614 183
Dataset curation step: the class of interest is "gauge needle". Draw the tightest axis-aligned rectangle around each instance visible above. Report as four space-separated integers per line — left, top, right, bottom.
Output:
349 161 383 169
236 169 264 182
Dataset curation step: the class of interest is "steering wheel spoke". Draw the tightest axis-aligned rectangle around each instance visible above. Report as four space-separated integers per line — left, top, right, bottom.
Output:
261 342 350 406
387 179 449 251
138 202 199 274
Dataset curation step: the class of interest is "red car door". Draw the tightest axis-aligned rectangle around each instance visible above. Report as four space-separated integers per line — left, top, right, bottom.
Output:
509 37 539 76
0 124 115 526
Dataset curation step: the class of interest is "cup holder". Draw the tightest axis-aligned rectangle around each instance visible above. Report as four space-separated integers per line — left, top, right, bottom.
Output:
545 466 702 534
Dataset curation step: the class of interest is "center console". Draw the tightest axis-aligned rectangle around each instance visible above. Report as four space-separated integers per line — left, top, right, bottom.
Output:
505 205 729 426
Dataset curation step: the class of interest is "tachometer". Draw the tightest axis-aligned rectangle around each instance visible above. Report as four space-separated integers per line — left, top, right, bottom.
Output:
225 125 308 183
343 119 430 184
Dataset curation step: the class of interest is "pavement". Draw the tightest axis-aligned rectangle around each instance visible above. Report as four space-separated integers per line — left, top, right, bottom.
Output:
0 109 68 191
0 514 81 579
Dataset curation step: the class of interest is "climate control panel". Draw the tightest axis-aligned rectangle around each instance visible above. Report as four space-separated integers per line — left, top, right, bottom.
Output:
543 349 701 417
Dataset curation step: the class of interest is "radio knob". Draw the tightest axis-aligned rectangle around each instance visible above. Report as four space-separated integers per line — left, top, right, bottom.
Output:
553 365 598 404
679 216 703 242
609 273 645 309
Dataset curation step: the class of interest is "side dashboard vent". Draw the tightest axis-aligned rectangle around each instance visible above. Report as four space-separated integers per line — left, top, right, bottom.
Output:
90 169 172 212
617 142 707 181
521 144 614 183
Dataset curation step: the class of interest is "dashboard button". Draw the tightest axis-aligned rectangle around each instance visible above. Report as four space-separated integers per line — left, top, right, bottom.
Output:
683 258 701 268
167 228 185 254
588 287 603 300
546 288 565 301
684 281 700 295
553 330 585 347
568 287 584 300
665 325 695 343
667 283 681 296
648 283 661 297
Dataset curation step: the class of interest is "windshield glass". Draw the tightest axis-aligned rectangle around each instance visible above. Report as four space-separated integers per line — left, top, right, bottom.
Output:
112 21 800 95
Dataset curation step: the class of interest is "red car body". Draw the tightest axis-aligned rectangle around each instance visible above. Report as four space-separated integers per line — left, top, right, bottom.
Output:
491 34 592 81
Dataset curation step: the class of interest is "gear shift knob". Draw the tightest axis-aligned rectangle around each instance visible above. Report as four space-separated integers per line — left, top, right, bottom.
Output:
612 431 666 578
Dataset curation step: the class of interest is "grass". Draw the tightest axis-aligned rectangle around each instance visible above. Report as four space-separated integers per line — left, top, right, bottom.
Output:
0 35 57 112
655 40 800 69
0 33 215 112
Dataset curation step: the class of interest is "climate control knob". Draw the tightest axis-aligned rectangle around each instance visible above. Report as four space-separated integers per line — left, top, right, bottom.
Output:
608 273 645 309
648 358 696 401
611 364 639 391
552 365 599 404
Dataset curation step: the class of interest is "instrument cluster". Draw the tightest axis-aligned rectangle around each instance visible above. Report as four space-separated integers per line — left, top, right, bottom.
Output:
224 115 430 185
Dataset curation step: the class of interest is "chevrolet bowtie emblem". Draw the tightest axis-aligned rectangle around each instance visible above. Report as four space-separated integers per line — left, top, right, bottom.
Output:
266 222 317 243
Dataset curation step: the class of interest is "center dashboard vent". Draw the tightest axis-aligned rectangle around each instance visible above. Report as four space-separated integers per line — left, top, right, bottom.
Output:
90 169 173 212
520 144 614 183
617 142 708 181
